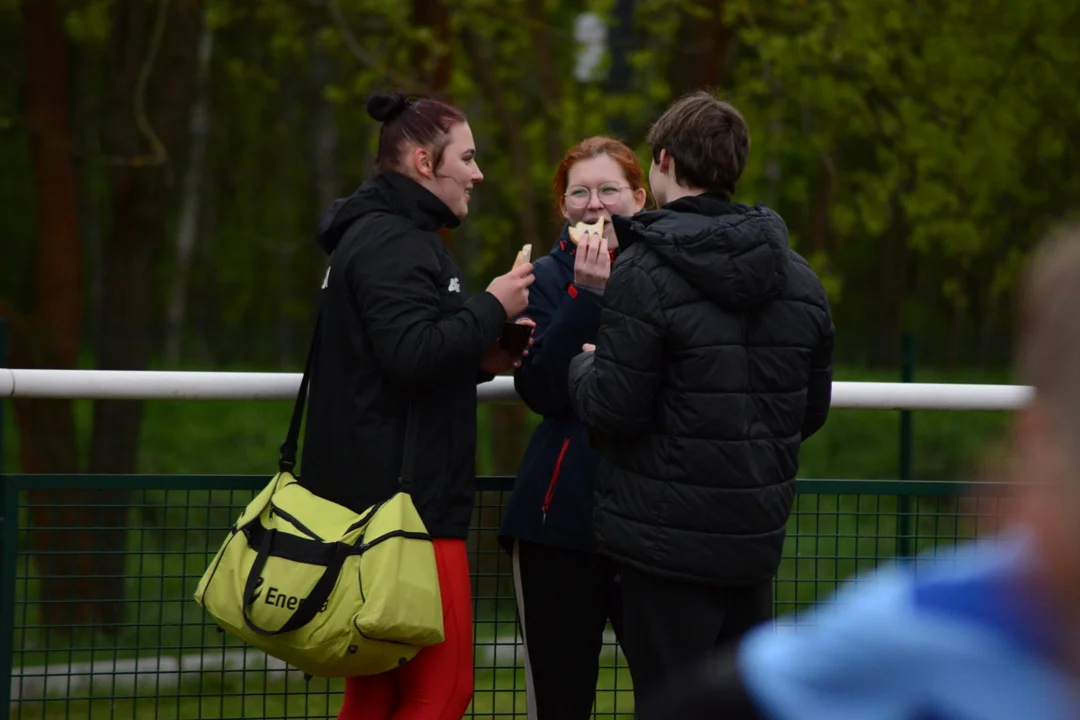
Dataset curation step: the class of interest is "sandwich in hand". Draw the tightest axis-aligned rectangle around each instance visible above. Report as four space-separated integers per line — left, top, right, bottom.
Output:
513 243 533 269
568 218 606 245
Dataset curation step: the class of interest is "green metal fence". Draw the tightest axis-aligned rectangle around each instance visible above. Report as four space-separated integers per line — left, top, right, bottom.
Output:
1 474 1014 720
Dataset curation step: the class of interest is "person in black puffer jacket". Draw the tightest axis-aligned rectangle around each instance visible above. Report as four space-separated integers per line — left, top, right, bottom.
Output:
301 92 535 720
568 91 835 708
498 137 648 720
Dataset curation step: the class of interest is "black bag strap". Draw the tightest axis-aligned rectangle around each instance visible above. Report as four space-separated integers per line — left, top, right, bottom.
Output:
277 284 420 494
240 526 347 637
276 304 320 476
398 405 418 494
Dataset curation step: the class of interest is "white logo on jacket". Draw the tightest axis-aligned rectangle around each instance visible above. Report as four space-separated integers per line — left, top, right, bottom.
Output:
448 278 461 293
321 267 330 289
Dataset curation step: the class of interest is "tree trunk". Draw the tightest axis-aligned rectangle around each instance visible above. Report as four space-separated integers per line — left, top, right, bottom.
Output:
872 191 910 366
165 12 214 366
668 0 733 98
808 149 836 254
605 0 637 137
698 0 735 90
72 40 104 357
18 0 94 632
412 0 451 92
412 0 454 254
524 0 565 169
86 0 203 630
309 37 340 216
22 0 79 366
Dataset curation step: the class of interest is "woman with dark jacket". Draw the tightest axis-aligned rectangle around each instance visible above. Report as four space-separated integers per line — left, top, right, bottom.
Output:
301 92 535 720
498 137 648 720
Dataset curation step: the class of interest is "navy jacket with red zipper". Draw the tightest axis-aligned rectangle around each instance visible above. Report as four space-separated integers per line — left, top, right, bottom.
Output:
498 222 614 555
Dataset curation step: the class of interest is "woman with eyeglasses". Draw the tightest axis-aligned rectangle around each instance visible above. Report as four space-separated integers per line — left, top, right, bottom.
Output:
498 136 649 719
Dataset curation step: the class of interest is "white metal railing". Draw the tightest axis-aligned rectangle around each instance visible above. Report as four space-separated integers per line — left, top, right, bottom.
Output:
0 368 1032 411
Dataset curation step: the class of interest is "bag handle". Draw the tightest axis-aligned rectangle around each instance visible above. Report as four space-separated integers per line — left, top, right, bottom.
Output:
240 526 348 637
277 275 420 494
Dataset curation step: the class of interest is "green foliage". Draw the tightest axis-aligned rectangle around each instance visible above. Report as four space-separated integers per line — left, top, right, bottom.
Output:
727 0 1080 338
63 0 111 44
2 0 1078 369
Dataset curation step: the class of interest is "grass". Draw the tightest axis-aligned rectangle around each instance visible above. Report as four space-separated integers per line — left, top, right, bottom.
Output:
6 481 1009 719
1 364 1015 718
12 666 636 719
7 484 638 718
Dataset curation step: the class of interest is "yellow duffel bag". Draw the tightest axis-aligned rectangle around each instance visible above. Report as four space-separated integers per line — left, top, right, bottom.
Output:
194 310 444 678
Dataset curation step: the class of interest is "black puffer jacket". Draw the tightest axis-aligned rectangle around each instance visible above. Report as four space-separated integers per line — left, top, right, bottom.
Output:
568 194 834 586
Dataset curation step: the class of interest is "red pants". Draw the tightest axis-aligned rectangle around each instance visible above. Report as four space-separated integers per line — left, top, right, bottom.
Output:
337 539 474 720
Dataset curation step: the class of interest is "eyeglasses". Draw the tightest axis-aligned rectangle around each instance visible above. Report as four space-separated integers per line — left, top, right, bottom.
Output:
565 184 632 209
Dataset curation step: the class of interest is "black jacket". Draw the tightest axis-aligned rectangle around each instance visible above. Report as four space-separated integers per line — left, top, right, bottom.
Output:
299 172 507 538
498 223 611 554
568 194 834 586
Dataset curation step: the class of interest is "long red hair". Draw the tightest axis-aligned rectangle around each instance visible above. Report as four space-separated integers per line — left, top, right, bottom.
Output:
551 136 648 208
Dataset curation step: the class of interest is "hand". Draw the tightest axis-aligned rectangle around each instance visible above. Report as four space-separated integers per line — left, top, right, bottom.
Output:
481 317 537 374
582 343 596 353
487 262 535 318
574 230 610 290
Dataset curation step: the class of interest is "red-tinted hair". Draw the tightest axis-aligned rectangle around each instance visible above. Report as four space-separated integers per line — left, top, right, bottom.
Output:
366 92 467 173
551 136 647 207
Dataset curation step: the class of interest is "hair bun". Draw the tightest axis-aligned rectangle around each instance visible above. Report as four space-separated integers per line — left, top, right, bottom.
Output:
366 93 408 123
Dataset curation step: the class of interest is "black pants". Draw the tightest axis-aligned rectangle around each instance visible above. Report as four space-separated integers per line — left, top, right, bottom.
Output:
618 565 773 711
512 540 625 720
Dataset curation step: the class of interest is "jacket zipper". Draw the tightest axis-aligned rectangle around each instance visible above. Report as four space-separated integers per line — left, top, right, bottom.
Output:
542 438 571 525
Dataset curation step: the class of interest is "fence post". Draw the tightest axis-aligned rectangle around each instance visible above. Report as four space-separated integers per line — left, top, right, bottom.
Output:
0 477 16 715
0 318 13 714
898 332 915 557
0 316 6 473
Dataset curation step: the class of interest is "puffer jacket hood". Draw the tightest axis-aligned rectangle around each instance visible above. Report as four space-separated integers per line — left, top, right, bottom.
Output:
611 193 790 311
315 171 460 256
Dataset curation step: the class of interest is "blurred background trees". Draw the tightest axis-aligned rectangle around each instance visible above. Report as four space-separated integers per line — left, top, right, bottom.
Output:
1 0 1078 620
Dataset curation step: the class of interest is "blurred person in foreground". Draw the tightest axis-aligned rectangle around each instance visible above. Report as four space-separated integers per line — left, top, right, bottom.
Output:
638 225 1080 720
302 91 534 720
566 90 835 707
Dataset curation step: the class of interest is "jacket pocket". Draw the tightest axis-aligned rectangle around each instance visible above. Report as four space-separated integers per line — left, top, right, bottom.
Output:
542 438 572 524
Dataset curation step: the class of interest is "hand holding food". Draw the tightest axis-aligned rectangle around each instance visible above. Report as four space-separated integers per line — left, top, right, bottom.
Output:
512 243 533 268
568 218 605 246
573 220 611 290
487 244 535 317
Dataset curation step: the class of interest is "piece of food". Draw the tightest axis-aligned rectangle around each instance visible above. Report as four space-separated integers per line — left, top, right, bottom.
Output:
512 243 533 269
568 217 605 245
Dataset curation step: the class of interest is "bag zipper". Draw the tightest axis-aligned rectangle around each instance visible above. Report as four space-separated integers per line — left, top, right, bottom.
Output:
269 501 323 541
542 438 571 525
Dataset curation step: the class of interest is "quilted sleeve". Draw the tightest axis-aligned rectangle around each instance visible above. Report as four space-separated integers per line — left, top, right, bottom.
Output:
568 261 665 437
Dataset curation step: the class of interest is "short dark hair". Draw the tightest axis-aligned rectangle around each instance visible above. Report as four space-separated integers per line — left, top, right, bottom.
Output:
366 92 466 174
646 91 750 199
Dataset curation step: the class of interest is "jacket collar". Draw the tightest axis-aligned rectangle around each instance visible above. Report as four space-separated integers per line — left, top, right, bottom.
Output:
376 171 461 232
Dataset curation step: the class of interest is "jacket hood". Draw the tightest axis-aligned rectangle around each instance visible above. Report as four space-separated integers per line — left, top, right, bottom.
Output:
611 194 790 310
315 171 461 256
